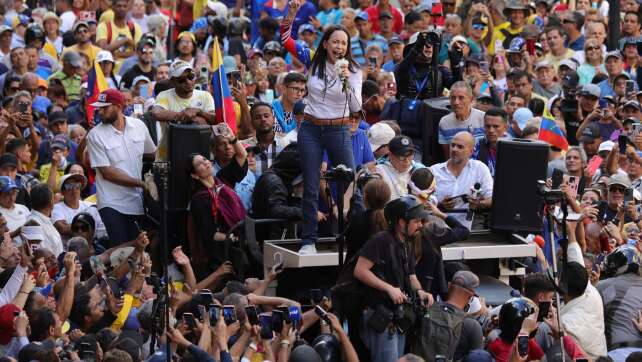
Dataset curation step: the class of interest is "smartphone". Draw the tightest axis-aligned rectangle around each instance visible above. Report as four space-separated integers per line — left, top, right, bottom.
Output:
495 39 503 51
273 252 284 272
271 310 284 332
17 102 28 114
133 103 143 116
626 80 635 95
368 57 377 68
310 289 323 304
597 201 608 223
536 301 550 322
259 313 273 340
625 188 634 204
526 38 536 56
183 312 196 330
288 306 301 327
139 84 148 99
576 359 589 362
314 305 329 322
551 168 563 189
277 306 291 323
619 134 628 154
223 305 237 325
480 61 490 73
245 305 259 325
209 304 221 324
213 122 229 137
517 335 529 357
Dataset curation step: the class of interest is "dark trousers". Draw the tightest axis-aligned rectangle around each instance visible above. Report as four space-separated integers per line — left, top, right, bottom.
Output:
99 207 142 246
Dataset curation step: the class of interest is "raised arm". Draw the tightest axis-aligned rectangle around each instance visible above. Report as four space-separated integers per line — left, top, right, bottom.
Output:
281 0 313 69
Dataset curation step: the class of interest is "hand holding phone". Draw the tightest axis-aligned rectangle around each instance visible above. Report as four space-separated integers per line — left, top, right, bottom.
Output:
223 305 237 325
619 134 628 155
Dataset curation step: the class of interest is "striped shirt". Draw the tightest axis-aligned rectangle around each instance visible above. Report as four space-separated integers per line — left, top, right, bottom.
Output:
438 108 486 144
350 35 388 67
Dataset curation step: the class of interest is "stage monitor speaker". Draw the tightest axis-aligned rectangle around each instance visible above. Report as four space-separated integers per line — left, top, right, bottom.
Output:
168 124 212 211
491 139 549 232
422 97 451 166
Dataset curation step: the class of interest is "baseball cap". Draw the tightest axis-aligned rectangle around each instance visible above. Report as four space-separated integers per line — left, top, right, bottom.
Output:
379 11 393 19
355 11 369 21
464 53 484 65
605 50 623 60
451 270 480 293
48 111 68 126
534 60 553 71
615 72 633 81
247 48 263 59
72 21 89 33
513 107 533 130
51 134 71 151
62 51 82 68
507 37 525 53
223 55 238 72
598 140 614 153
624 100 641 110
0 25 12 35
559 58 578 71
132 75 151 87
578 84 600 98
608 173 632 188
450 35 468 49
0 176 18 193
59 173 87 190
624 117 639 125
90 89 126 108
136 37 155 51
43 12 61 25
169 59 194 78
414 3 431 13
579 122 601 143
389 135 414 156
388 36 403 46
368 122 396 152
298 23 315 35
0 154 17 169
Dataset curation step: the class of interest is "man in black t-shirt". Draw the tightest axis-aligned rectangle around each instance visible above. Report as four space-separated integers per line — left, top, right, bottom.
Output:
120 39 156 90
354 196 434 362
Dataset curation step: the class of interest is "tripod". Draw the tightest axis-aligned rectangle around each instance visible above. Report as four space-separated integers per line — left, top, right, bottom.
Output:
152 162 171 361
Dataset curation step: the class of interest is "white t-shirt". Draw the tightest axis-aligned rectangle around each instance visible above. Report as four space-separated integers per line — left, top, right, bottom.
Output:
154 89 215 161
52 201 107 239
59 11 77 33
438 108 486 145
87 116 157 215
0 204 29 233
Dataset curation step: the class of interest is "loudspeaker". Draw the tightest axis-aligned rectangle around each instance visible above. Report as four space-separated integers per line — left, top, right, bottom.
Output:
491 139 549 232
168 123 212 211
422 97 451 166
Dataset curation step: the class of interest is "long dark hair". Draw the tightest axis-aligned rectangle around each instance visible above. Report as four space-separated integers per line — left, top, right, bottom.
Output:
309 25 359 80
186 153 211 198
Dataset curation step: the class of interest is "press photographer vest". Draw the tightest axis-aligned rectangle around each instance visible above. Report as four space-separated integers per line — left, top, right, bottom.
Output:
406 64 443 101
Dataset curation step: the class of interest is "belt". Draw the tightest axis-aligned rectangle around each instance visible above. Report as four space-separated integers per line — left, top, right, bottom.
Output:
610 341 642 350
304 114 350 126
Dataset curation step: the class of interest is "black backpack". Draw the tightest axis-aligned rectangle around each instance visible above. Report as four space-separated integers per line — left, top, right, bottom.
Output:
411 302 466 362
500 28 523 50
331 253 368 317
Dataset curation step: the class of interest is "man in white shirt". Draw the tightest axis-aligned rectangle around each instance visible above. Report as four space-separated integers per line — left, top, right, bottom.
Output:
430 131 493 229
52 173 106 240
0 176 29 236
376 135 425 199
26 184 63 257
87 89 156 245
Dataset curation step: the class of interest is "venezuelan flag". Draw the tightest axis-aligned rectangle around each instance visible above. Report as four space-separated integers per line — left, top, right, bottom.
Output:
211 37 237 133
538 117 569 151
86 59 109 126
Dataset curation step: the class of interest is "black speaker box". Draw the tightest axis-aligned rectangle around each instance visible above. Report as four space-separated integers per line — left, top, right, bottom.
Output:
423 97 451 165
491 139 549 232
168 124 212 211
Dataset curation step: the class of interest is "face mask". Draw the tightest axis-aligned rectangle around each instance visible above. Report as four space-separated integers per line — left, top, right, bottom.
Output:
467 295 481 314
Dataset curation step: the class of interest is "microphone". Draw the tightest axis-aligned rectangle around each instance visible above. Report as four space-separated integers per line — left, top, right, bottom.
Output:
334 56 349 93
466 182 482 221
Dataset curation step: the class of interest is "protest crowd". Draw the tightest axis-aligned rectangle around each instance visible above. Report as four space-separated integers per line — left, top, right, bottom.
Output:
1 0 642 360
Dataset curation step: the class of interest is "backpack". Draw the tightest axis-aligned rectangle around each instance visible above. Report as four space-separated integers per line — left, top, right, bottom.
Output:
195 182 246 232
106 21 137 45
410 302 466 362
330 253 368 317
499 28 522 50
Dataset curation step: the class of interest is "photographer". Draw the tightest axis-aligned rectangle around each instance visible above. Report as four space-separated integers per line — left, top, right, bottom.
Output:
394 31 461 101
353 196 433 362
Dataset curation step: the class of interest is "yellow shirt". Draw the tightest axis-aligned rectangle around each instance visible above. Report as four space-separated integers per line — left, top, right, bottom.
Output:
488 22 522 55
43 42 58 60
38 163 65 191
544 49 576 71
99 9 114 24
63 44 103 68
95 20 142 71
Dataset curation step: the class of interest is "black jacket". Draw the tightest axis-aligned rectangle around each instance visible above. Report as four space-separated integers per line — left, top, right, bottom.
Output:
415 216 469 298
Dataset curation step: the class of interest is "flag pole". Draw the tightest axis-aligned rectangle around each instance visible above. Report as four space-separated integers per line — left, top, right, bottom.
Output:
214 36 227 126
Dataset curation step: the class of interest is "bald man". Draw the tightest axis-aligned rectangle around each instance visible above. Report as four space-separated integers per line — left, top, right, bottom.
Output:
430 131 494 229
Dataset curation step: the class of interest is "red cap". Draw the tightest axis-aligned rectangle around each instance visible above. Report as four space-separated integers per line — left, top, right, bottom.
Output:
90 89 125 108
0 304 20 344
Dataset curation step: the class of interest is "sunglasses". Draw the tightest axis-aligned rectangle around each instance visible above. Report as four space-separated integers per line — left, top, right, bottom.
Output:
177 73 196 83
62 183 82 191
585 46 600 51
472 23 486 30
609 186 627 193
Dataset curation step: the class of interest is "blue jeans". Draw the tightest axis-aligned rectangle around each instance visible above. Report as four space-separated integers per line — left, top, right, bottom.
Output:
360 308 405 362
99 207 142 245
298 121 355 246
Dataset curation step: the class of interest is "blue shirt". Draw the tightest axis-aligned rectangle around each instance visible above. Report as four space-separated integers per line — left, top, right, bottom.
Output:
567 34 585 52
272 99 297 133
382 60 397 72
350 34 388 66
598 75 638 97
262 0 316 39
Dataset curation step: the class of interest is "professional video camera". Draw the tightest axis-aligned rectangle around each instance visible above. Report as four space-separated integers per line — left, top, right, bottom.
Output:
560 72 580 120
536 180 565 205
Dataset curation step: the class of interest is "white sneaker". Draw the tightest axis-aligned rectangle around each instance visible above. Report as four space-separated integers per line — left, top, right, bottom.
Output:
298 244 317 255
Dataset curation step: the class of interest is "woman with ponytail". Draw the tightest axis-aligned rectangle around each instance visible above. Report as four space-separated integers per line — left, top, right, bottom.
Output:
282 0 362 254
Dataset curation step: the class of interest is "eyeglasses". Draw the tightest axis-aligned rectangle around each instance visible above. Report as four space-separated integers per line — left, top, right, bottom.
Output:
585 46 600 51
287 86 306 94
62 182 82 191
609 186 627 193
177 73 196 83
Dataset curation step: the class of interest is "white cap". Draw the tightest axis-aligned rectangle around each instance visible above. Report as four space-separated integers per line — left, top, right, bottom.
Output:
170 59 194 78
598 140 615 153
96 50 114 63
207 0 228 18
367 122 396 152
559 58 578 71
449 35 468 49
58 173 87 191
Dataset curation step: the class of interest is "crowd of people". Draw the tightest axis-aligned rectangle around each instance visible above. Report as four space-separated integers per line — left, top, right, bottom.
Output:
0 0 640 360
